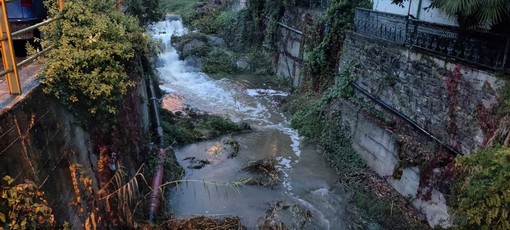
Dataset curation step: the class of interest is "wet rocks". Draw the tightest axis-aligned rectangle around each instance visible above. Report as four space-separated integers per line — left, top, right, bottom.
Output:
183 157 211 169
182 39 207 58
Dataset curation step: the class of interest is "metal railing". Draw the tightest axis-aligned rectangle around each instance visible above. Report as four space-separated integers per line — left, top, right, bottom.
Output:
354 8 510 70
0 0 64 95
296 0 328 9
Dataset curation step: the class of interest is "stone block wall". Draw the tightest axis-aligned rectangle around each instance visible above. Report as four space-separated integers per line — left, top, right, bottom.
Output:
334 31 507 227
337 99 450 227
339 31 503 154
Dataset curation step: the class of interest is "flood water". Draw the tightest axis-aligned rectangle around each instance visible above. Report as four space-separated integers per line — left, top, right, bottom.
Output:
151 19 353 229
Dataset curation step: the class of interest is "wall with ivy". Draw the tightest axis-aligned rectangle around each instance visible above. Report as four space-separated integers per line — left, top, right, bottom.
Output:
332 30 508 227
339 31 504 154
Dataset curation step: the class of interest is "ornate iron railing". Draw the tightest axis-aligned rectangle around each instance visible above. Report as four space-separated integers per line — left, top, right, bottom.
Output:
296 0 328 9
355 7 407 45
354 8 510 70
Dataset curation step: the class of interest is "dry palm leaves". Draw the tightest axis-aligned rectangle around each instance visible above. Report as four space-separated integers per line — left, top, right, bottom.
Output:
165 216 246 230
242 158 281 187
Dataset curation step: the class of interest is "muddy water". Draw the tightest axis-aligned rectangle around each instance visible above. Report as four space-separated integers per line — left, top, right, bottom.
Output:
152 19 352 229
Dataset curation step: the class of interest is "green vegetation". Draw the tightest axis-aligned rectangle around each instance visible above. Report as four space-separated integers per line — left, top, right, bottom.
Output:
0 176 55 229
203 47 237 74
39 0 155 130
303 0 371 93
163 0 201 15
160 109 243 146
289 72 427 228
126 0 165 25
452 146 510 229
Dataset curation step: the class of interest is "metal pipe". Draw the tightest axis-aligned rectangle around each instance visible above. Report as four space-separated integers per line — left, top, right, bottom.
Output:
148 148 165 222
0 68 13 77
351 82 463 156
415 0 423 19
263 15 303 35
503 38 510 69
140 56 166 221
16 45 54 68
11 16 62 37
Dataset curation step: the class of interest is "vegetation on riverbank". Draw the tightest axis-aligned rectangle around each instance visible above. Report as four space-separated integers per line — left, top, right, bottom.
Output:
159 108 245 147
287 86 429 229
171 0 430 228
168 0 274 77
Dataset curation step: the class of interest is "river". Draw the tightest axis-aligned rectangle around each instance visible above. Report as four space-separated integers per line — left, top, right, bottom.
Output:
151 18 353 230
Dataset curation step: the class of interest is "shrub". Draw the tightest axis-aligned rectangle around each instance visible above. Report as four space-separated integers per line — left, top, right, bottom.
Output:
40 0 150 129
452 146 510 229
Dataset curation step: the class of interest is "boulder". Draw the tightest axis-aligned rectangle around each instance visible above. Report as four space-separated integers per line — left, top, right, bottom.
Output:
207 35 226 47
182 40 206 59
236 58 250 70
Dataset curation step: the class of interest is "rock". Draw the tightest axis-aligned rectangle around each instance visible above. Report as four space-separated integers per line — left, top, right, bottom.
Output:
157 42 166 53
155 58 166 68
182 40 206 58
239 122 251 130
184 55 203 69
236 59 250 70
207 35 226 47
183 157 211 169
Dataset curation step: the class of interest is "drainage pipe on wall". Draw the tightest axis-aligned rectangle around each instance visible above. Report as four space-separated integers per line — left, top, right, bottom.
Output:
139 57 167 222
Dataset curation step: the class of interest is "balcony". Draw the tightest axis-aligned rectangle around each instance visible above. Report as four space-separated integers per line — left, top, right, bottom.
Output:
354 8 510 70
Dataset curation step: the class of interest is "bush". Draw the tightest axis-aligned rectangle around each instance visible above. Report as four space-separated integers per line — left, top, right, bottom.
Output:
40 0 150 129
203 47 238 74
452 146 510 229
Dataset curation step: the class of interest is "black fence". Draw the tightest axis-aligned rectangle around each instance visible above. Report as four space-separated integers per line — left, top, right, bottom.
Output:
355 8 510 70
296 0 328 9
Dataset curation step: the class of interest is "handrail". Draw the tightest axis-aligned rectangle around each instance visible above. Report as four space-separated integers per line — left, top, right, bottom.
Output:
17 45 55 68
354 7 510 70
263 15 303 35
351 82 463 156
11 16 62 37
0 0 64 95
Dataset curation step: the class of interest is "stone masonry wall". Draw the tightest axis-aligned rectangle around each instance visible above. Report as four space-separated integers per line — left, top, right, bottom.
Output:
339 31 502 154
334 31 506 227
336 99 451 227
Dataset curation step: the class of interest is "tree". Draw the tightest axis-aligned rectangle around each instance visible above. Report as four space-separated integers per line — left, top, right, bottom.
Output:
124 0 165 26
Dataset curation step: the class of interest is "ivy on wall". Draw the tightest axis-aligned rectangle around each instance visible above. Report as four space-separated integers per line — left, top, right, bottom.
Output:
301 0 371 93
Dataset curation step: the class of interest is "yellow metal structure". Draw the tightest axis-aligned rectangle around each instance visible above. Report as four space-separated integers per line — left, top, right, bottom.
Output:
0 0 20 94
58 0 63 10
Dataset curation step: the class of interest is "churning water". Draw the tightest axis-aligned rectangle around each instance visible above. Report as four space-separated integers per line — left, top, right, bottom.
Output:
151 18 353 229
